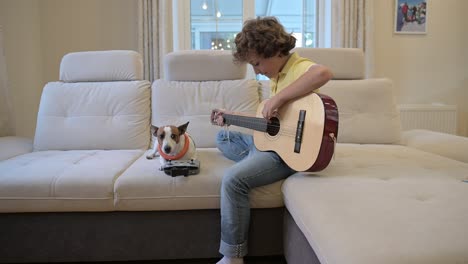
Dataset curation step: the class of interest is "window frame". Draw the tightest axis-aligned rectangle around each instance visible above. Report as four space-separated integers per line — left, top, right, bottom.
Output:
172 0 330 51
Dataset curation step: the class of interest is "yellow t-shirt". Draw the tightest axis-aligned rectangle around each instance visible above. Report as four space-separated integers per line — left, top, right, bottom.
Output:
269 52 318 96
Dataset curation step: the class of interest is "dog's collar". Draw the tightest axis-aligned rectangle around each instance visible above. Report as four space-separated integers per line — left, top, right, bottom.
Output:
158 134 190 161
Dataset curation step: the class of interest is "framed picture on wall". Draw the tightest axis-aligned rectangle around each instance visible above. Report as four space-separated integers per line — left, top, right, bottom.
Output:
394 0 427 34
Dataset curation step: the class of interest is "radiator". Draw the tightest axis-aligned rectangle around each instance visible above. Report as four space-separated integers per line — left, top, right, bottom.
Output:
398 104 458 134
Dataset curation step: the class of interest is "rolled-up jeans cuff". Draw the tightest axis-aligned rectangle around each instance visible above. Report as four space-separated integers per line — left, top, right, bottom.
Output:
219 239 248 258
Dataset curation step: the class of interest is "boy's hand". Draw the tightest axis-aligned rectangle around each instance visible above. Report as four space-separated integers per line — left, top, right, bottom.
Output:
262 97 282 120
211 109 228 126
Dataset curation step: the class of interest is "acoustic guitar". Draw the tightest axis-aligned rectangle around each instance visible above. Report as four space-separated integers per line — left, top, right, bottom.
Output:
212 93 339 172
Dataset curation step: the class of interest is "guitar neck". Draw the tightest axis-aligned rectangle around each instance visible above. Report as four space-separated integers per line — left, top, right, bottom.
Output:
223 114 268 132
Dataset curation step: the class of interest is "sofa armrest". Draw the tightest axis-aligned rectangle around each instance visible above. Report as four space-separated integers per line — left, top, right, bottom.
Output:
0 136 33 161
400 129 468 163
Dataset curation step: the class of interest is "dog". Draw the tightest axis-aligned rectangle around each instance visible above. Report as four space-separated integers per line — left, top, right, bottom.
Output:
146 122 197 167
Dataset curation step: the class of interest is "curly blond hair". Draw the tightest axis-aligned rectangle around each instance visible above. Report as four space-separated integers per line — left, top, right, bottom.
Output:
233 17 296 63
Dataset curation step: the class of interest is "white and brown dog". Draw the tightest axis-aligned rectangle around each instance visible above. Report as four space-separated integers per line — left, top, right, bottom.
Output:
146 122 197 166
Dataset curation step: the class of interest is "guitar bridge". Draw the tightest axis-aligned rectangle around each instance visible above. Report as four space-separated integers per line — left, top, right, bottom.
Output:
294 110 306 153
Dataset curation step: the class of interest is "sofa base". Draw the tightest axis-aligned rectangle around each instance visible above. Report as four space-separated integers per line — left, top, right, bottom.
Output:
0 208 284 263
284 209 321 264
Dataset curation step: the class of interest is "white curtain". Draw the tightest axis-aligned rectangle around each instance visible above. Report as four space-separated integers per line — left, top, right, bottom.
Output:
331 0 374 77
0 25 15 137
138 0 173 82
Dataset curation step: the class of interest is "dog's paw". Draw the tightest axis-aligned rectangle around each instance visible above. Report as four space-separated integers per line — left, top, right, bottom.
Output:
146 152 156 160
159 158 167 166
145 149 157 160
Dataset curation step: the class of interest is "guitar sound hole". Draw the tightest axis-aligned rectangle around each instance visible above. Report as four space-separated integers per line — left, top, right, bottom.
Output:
266 117 280 136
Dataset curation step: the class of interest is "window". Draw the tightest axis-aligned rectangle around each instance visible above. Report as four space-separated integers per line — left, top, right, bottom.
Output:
187 0 319 51
190 0 242 50
172 0 330 78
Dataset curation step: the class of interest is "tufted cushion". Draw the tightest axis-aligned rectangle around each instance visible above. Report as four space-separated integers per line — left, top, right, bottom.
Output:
34 81 151 151
322 78 401 144
151 79 260 148
283 143 468 264
114 148 284 211
34 50 151 151
0 149 144 212
259 78 401 144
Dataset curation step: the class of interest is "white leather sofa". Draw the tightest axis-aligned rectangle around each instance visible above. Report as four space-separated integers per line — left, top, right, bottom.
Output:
1 49 467 264
0 50 284 263
281 49 468 264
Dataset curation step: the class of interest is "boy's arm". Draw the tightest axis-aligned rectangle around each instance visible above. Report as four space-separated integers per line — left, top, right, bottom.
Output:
262 64 333 119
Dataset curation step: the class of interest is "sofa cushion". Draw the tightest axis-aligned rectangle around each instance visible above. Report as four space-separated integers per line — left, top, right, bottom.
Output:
293 48 365 80
163 50 247 81
283 144 468 264
114 149 284 211
60 50 144 82
257 78 400 144
323 78 401 144
151 79 260 148
0 150 144 212
33 80 151 151
401 129 468 163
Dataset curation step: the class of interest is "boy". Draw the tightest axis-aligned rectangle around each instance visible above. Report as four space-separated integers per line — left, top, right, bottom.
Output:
211 16 333 264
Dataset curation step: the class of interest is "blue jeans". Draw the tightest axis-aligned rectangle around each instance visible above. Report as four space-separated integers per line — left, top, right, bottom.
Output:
216 130 296 257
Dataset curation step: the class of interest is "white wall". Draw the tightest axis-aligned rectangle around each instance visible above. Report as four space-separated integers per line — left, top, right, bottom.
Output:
461 0 468 136
0 0 139 138
38 0 139 83
0 0 43 138
1 0 467 137
374 0 468 136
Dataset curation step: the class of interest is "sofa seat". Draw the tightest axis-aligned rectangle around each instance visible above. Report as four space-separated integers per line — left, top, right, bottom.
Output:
0 150 144 212
283 143 468 264
114 148 285 211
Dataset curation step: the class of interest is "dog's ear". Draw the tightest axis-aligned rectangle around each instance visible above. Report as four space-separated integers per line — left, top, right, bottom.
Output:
151 125 159 136
178 122 189 135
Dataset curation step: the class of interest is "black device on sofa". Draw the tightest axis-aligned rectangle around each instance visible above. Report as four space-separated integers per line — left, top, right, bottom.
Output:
161 159 201 177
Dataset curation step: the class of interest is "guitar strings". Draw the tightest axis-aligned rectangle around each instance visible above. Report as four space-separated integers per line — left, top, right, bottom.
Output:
225 118 302 138
225 115 298 130
226 117 299 131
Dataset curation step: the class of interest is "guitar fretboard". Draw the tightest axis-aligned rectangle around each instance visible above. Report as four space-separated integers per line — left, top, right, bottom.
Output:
223 114 268 132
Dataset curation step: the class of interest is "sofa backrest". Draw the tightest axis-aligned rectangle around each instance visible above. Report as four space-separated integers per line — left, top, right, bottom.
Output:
323 79 401 144
152 50 260 148
293 47 365 80
163 50 247 81
263 48 401 144
258 48 366 101
33 50 151 151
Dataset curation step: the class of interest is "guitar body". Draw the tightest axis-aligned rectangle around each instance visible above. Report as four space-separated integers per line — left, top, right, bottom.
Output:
253 93 338 172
